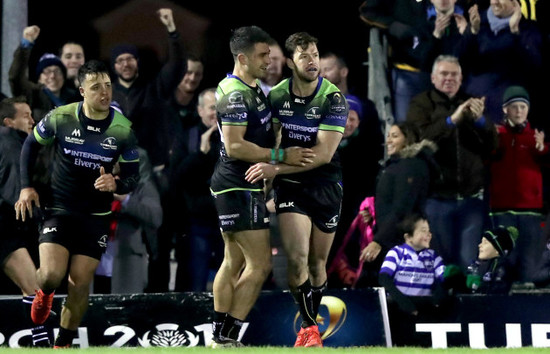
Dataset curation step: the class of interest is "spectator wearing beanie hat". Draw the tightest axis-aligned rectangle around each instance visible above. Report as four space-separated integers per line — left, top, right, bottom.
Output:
488 84 549 285
468 226 519 294
9 25 80 122
35 53 66 81
35 53 68 102
343 97 363 139
480 225 519 259
110 8 186 172
108 8 186 293
110 44 140 84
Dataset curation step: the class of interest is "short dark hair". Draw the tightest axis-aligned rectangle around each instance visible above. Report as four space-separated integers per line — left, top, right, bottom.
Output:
59 41 85 57
186 53 203 64
400 212 428 237
77 60 110 87
229 26 272 60
284 32 318 59
321 51 347 69
0 96 27 123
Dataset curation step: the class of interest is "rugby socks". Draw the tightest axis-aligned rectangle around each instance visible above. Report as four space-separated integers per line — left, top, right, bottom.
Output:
54 327 77 347
311 281 327 320
22 296 51 347
22 295 34 322
291 279 316 328
212 311 226 340
221 314 243 341
31 325 50 347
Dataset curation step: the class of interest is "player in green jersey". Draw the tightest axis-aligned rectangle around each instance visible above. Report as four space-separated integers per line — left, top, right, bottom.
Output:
246 32 348 347
15 60 139 348
209 26 314 347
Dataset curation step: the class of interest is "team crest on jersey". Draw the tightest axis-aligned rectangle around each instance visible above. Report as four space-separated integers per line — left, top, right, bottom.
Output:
325 215 339 229
423 259 435 271
100 137 118 150
305 107 321 120
98 235 108 248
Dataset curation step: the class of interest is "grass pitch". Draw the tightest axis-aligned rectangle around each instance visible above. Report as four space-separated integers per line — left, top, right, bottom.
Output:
1 347 549 353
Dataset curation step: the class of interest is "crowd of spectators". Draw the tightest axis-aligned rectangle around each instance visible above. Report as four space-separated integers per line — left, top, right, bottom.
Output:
2 1 550 300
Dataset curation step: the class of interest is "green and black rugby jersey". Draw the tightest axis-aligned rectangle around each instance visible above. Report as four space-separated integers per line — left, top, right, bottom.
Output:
269 77 348 184
34 102 139 214
211 74 274 191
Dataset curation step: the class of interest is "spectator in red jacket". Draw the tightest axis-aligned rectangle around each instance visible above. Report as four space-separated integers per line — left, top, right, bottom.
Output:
489 85 549 284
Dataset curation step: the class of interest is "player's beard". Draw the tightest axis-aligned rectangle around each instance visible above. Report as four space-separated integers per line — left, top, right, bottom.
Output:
295 68 318 84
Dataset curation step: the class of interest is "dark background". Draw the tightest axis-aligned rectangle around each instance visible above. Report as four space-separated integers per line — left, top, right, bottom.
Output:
26 0 371 99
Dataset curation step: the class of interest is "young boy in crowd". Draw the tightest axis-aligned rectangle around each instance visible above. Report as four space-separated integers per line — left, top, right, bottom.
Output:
379 213 446 316
489 86 549 284
466 225 519 294
379 213 447 346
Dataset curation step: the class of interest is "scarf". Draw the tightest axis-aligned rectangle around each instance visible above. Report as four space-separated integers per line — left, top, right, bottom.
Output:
487 7 511 35
42 87 65 107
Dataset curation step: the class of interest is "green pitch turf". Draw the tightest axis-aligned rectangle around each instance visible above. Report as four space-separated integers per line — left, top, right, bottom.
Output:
1 347 549 353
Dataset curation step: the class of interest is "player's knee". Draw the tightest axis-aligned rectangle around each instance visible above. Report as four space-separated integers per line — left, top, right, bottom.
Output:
256 266 272 284
308 259 327 279
222 257 245 277
248 258 272 280
287 261 308 282
38 268 64 289
287 251 308 269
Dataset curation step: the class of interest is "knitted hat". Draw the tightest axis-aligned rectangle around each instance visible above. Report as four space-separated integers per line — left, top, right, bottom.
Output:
502 85 530 107
483 226 519 256
110 44 139 65
36 53 66 78
346 95 363 120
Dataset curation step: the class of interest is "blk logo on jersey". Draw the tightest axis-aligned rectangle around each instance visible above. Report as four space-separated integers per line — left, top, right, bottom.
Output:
278 201 294 208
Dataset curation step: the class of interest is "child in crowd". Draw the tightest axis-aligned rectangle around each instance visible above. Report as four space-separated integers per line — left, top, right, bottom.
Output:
379 213 445 316
466 226 519 294
489 85 549 284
